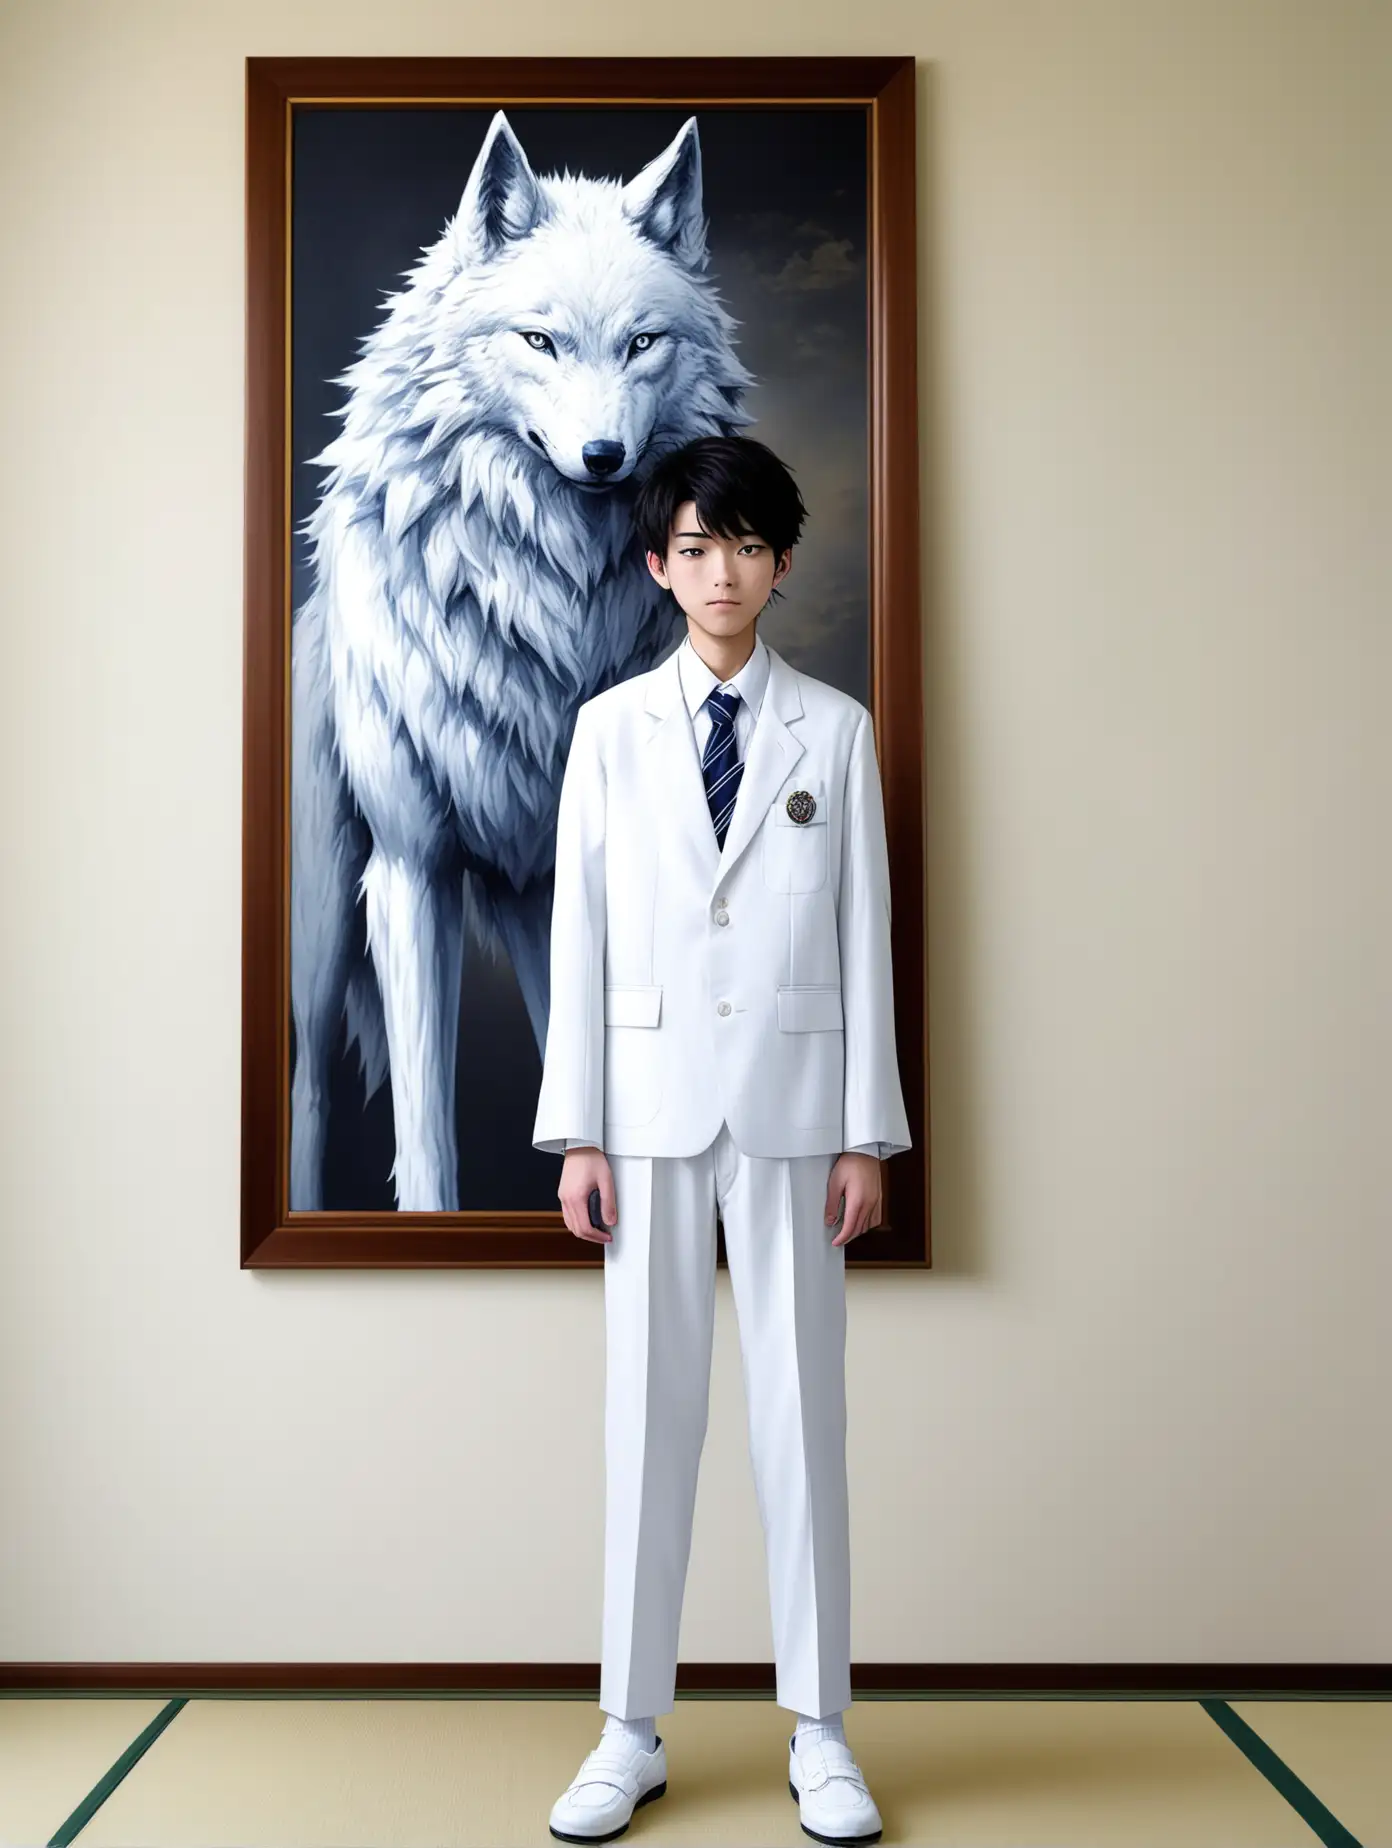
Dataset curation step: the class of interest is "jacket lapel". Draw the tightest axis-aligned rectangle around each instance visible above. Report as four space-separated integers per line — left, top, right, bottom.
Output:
642 640 807 896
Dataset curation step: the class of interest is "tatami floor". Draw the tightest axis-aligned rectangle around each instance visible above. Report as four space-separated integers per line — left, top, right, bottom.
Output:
1 1692 1385 1847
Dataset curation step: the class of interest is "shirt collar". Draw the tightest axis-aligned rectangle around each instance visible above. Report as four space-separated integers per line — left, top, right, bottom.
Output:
677 630 770 722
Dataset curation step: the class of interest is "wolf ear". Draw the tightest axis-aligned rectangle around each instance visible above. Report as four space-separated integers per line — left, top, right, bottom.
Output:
620 116 708 270
452 110 544 262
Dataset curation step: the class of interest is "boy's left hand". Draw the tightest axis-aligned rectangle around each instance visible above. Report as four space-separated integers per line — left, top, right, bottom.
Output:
825 1152 884 1247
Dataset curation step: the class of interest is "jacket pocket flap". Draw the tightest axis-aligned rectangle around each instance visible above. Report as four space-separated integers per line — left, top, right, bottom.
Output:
771 777 827 825
604 984 663 1027
776 985 844 1032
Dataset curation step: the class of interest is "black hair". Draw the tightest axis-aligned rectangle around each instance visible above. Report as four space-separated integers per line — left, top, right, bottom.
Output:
631 435 808 593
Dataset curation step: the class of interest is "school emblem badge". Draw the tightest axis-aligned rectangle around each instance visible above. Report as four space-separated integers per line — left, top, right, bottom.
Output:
785 789 817 824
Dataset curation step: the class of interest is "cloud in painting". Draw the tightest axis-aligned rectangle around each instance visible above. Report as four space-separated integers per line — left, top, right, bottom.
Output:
768 236 859 293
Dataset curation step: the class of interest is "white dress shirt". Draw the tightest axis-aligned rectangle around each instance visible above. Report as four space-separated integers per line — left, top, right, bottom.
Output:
678 627 769 766
566 630 889 1161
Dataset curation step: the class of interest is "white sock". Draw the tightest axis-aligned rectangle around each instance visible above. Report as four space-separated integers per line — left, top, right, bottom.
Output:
795 1710 847 1752
602 1712 656 1751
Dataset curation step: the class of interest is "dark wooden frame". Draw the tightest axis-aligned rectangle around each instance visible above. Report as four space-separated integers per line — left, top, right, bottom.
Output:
243 55 927 1268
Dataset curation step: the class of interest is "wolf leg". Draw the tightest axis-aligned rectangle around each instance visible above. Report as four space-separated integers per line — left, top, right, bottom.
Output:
290 595 370 1211
360 848 466 1211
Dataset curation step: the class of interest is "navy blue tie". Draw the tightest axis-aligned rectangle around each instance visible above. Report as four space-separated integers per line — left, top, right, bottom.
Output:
701 686 743 849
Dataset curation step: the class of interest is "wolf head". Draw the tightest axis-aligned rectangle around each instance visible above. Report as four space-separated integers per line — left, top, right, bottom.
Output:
440 111 755 489
427 104 750 487
313 112 753 521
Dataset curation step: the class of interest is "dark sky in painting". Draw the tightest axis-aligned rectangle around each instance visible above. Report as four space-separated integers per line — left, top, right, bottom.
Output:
289 105 869 1211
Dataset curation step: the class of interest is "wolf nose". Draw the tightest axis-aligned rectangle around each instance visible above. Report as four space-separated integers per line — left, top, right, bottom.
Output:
582 440 626 478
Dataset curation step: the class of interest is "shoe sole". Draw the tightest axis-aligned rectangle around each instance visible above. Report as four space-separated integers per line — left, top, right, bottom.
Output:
549 1777 667 1843
789 1778 883 1845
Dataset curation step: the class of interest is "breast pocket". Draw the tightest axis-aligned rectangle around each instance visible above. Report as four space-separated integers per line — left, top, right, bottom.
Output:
762 777 829 894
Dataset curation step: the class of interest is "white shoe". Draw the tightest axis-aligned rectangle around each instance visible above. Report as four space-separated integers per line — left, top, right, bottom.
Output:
788 1732 883 1844
549 1731 668 1842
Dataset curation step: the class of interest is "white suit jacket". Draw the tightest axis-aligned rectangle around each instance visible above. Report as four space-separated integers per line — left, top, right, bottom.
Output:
532 633 913 1162
559 637 892 1160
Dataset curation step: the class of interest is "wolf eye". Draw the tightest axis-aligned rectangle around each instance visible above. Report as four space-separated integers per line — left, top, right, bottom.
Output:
626 332 661 360
521 330 555 356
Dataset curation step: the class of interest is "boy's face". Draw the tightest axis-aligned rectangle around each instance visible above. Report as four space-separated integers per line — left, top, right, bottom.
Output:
645 499 792 648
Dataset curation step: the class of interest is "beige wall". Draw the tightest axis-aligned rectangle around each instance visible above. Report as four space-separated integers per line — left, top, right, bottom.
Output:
0 0 1386 1669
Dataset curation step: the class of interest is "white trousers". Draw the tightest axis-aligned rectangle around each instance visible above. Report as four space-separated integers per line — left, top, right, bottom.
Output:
599 1119 853 1720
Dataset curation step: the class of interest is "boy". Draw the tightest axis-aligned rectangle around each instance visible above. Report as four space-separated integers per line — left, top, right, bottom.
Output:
533 435 911 1844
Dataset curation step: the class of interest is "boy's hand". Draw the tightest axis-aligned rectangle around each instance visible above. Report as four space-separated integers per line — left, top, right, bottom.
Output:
560 1147 618 1243
825 1152 883 1247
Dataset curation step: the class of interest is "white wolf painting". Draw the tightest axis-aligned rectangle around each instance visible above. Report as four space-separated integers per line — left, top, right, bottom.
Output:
290 109 755 1211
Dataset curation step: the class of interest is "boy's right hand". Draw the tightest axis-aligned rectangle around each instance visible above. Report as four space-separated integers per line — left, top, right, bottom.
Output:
559 1147 618 1243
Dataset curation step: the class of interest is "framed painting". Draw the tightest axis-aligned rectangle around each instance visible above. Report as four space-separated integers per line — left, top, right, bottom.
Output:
242 55 928 1268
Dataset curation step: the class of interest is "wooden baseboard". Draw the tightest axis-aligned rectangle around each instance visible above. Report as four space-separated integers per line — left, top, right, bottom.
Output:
1 1663 1387 1695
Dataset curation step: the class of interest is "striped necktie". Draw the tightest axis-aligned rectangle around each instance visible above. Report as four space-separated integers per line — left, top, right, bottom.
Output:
701 686 743 849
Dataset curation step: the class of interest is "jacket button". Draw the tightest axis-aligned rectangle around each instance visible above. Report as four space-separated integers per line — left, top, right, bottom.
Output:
716 1000 731 1017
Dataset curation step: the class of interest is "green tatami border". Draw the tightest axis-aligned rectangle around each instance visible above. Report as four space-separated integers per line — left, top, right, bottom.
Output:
46 1696 187 1847
35 1692 1376 1846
